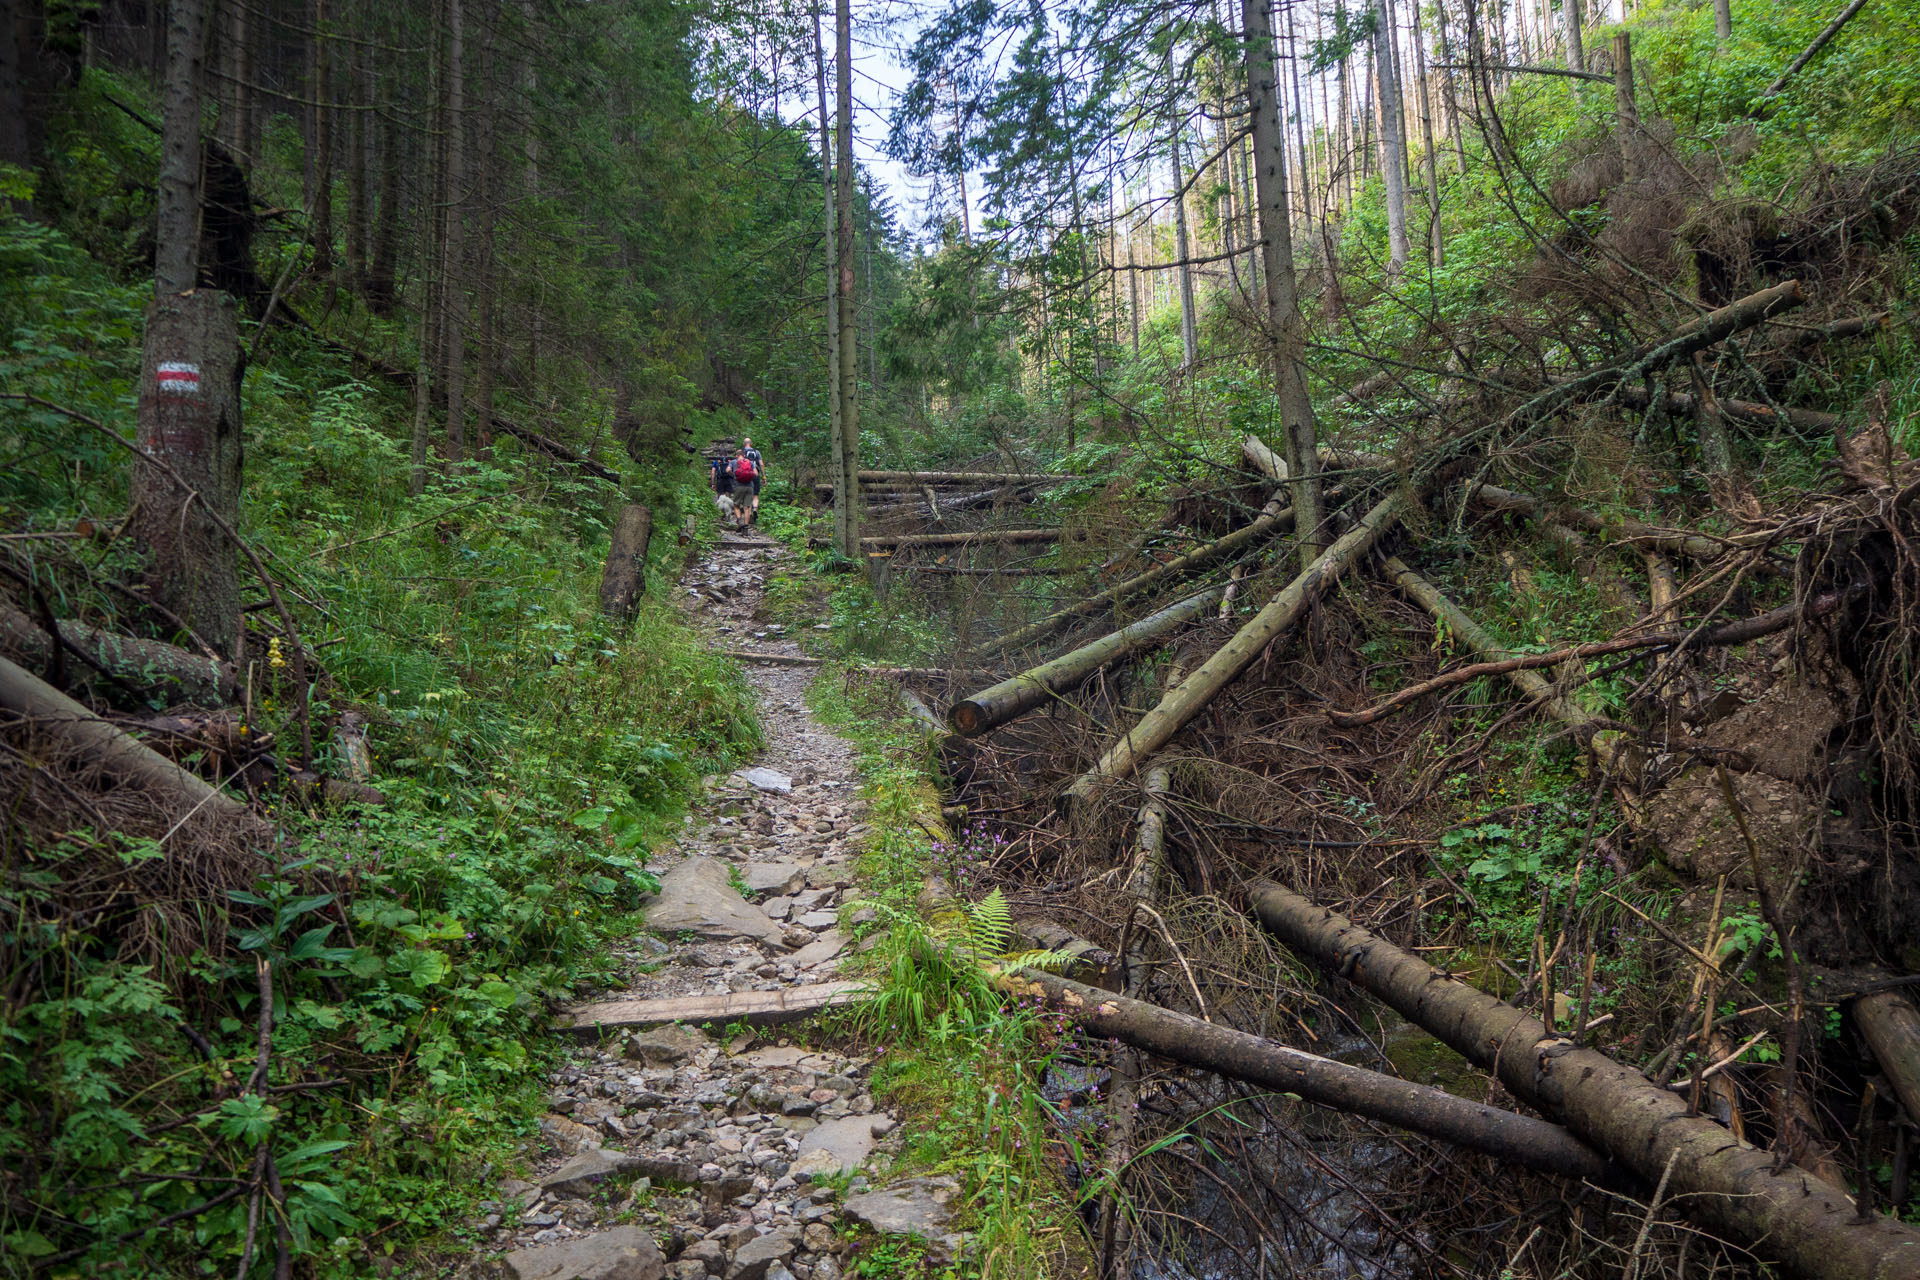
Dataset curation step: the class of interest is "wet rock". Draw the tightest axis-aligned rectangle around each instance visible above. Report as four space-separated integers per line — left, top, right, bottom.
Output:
497 1226 666 1280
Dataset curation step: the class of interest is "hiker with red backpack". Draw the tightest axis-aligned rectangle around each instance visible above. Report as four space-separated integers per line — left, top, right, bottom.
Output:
728 445 761 525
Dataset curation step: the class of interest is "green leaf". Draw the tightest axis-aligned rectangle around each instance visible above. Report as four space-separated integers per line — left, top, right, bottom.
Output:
476 980 519 1009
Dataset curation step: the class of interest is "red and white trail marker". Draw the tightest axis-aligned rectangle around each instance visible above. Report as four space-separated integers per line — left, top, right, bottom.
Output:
155 362 201 397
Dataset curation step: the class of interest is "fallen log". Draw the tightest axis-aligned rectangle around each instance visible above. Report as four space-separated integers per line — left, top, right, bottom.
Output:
1061 493 1405 809
858 528 1080 550
855 469 1060 485
490 414 621 483
0 654 247 819
989 507 1295 655
1614 385 1847 434
1247 878 1920 1280
948 588 1226 738
1469 483 1771 564
597 503 653 621
1508 280 1806 432
1854 991 1920 1124
0 603 234 707
1376 558 1613 763
1329 581 1864 727
999 967 1618 1183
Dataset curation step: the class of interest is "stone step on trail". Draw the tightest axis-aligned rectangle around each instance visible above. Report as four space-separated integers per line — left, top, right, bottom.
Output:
471 531 963 1280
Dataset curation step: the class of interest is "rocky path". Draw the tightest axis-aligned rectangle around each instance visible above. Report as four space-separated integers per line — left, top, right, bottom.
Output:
476 533 959 1280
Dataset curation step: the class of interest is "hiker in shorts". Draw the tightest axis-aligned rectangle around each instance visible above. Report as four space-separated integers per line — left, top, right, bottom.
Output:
741 437 765 521
729 446 761 525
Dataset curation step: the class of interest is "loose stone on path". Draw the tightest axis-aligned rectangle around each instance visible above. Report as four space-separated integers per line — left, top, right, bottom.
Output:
473 534 949 1280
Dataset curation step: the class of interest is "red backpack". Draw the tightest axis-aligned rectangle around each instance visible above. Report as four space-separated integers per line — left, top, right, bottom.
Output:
732 456 758 483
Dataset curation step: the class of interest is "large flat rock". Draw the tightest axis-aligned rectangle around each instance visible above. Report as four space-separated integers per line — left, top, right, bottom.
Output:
842 1176 962 1239
645 857 787 948
743 862 808 897
792 1114 887 1175
498 1226 665 1280
789 929 846 968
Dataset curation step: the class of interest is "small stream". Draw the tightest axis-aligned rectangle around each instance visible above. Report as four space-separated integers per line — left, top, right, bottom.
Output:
1047 1016 1472 1278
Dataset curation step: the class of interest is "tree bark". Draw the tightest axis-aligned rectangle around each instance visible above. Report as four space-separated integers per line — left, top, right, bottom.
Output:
0 604 235 707
948 587 1226 738
858 528 1079 550
598 503 653 621
1242 0 1325 563
0 0 30 216
366 86 400 311
1062 492 1404 809
988 505 1294 655
1563 0 1585 69
1713 0 1732 43
1757 0 1871 105
834 0 861 561
1247 879 1920 1280
812 15 848 560
133 291 246 660
1374 0 1411 275
1855 992 1920 1125
154 0 210 297
441 0 466 461
1410 0 1444 265
0 654 248 820
1167 56 1198 369
307 0 334 277
1612 31 1637 132
344 36 368 291
1001 967 1618 1182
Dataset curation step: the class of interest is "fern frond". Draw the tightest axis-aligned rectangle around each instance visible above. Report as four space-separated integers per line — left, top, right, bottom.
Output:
1003 948 1078 974
966 887 1012 957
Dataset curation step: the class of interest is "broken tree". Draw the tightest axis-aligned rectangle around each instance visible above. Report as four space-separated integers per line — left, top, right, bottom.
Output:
1248 878 1920 1280
1062 492 1405 809
948 587 1226 738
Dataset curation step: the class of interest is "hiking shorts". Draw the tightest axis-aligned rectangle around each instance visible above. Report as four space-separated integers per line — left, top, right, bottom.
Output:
751 477 762 496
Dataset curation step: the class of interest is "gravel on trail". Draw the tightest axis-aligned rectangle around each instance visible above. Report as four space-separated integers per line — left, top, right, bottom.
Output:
468 535 960 1280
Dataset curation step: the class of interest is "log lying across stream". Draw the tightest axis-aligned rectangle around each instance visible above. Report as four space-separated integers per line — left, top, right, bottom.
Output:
948 588 1225 737
1248 878 1920 1280
989 505 1295 655
1060 493 1404 810
1000 967 1619 1183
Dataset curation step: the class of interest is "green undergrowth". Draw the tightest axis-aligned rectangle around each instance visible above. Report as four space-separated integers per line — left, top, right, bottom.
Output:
1 209 760 1274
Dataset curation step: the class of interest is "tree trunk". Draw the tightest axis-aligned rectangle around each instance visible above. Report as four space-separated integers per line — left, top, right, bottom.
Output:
216 0 253 164
308 0 334 277
988 505 1294 655
1167 57 1198 369
0 655 249 820
154 0 209 298
344 41 368 291
1411 0 1444 265
367 93 400 312
1855 992 1920 1125
1247 879 1920 1280
1564 0 1586 69
949 587 1226 738
1002 967 1618 1182
834 0 861 562
1374 0 1411 275
134 287 245 660
853 469 1058 485
1713 0 1732 43
1612 31 1637 132
1062 492 1404 808
0 603 235 707
858 528 1076 551
813 15 849 560
0 0 31 216
1242 0 1325 563
598 503 653 621
441 0 466 462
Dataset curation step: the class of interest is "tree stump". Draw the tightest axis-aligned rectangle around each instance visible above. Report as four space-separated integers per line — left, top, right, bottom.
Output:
598 502 653 620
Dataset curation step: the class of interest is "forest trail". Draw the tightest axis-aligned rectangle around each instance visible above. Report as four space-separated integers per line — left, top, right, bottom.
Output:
475 534 954 1280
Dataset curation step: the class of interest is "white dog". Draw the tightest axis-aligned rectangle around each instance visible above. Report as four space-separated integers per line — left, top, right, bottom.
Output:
716 492 747 530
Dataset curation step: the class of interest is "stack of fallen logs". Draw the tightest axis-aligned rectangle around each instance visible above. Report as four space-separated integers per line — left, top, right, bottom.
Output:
816 467 1078 552
909 279 1920 1277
